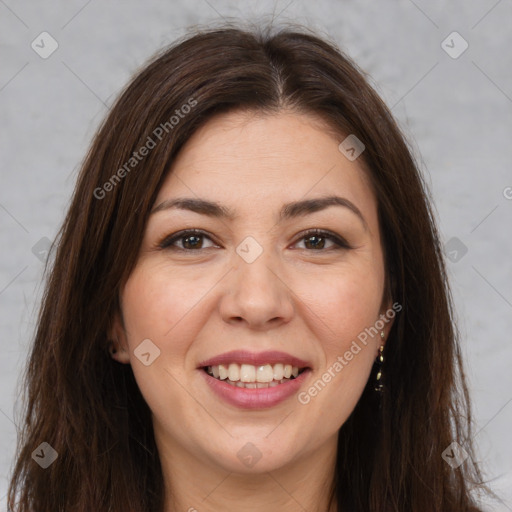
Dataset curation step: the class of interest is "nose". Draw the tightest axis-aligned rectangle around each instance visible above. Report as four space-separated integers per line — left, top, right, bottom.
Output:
219 245 295 330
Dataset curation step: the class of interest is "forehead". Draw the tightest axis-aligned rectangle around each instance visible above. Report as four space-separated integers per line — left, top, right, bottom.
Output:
156 110 377 223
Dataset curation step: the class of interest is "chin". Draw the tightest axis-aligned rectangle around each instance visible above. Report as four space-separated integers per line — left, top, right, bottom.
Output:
201 433 305 475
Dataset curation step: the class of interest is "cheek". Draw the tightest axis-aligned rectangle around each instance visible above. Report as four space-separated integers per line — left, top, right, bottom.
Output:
292 261 383 418
296 274 380 427
119 265 204 423
334 273 383 342
119 261 225 410
294 261 384 349
120 262 211 353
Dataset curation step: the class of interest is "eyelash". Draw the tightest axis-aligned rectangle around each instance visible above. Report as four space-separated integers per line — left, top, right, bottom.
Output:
158 228 351 252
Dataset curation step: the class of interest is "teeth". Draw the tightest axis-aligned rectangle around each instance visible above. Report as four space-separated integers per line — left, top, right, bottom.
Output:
205 362 303 384
256 364 273 382
273 363 284 380
228 363 240 381
218 364 229 380
215 378 294 388
240 364 256 382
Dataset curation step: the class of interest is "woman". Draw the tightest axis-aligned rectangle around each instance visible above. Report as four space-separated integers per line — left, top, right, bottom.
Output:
8 22 489 511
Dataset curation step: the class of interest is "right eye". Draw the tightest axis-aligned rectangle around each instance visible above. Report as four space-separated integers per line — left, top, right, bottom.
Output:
158 229 219 251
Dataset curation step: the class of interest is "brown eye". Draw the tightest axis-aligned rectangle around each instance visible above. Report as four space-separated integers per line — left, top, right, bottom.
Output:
295 229 350 251
158 228 350 253
180 234 204 249
159 230 217 251
303 234 327 250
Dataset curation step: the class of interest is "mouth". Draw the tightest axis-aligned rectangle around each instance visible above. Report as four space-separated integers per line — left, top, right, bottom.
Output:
197 350 312 409
203 363 308 389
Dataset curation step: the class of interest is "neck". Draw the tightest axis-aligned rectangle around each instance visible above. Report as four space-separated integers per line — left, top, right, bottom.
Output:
157 432 339 512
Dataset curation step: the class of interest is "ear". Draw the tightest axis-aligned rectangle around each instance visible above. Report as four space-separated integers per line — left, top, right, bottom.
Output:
108 311 131 364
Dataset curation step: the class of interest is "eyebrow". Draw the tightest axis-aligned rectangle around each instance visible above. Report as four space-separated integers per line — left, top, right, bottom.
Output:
151 195 368 230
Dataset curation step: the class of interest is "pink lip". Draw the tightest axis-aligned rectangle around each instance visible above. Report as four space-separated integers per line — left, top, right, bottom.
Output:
200 368 311 409
197 350 311 369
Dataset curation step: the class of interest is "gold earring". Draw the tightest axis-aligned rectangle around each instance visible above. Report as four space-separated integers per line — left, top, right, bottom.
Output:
374 331 385 393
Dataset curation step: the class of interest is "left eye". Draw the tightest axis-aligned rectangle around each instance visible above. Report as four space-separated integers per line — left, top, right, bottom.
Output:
294 229 349 251
159 229 349 252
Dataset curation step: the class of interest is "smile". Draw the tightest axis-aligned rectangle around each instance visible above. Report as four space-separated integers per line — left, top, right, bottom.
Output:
204 363 306 388
198 350 312 409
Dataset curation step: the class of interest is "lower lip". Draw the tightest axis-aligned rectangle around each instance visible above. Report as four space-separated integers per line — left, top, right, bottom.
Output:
200 369 311 409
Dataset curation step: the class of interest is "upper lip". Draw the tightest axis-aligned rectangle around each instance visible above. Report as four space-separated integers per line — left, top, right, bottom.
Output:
198 350 311 369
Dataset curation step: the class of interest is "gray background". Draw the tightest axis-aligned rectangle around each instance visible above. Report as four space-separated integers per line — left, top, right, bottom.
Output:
1 0 511 509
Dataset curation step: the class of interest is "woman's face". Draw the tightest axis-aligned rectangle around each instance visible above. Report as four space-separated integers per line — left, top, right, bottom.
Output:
112 110 391 475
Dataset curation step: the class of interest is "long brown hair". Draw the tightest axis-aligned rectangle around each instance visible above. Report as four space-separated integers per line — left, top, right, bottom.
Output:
8 21 489 511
